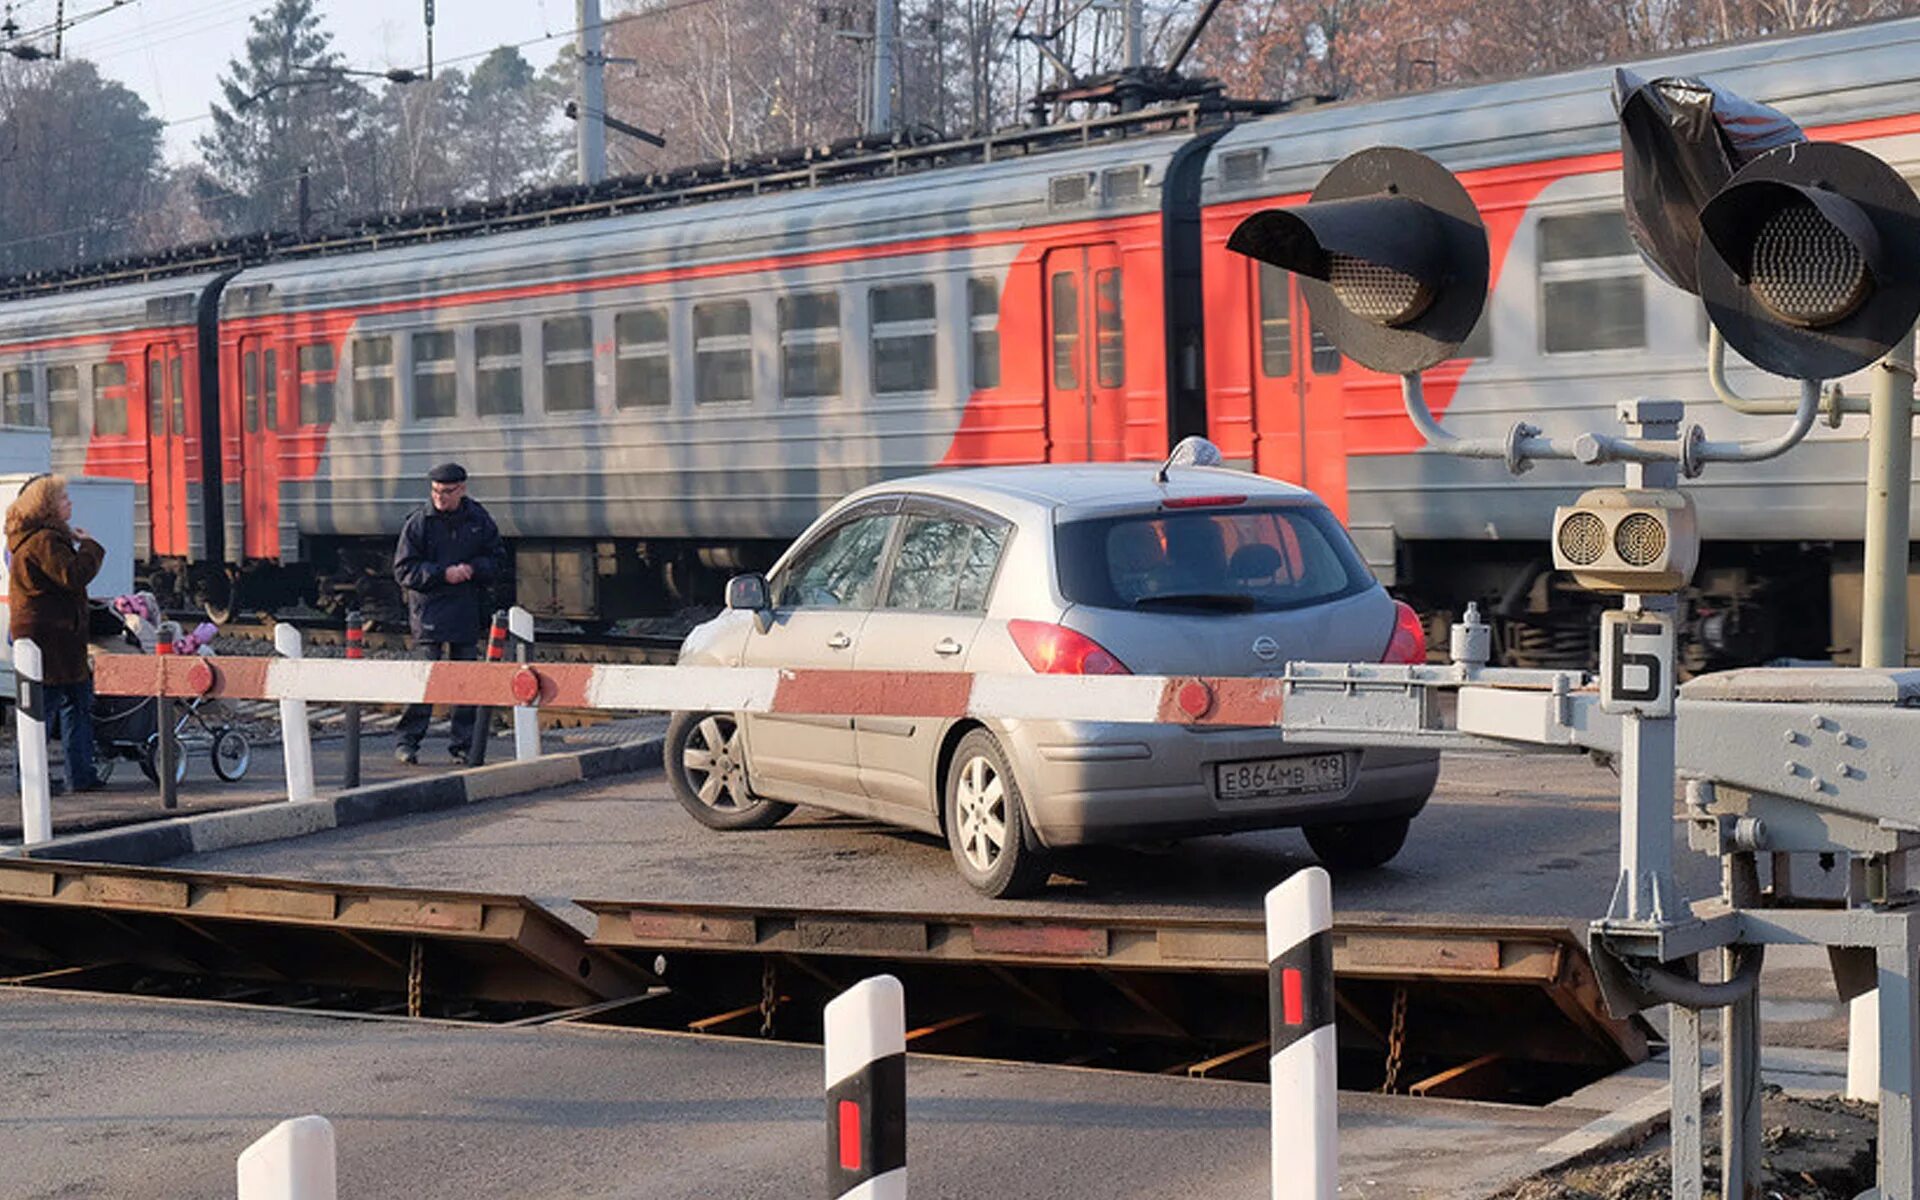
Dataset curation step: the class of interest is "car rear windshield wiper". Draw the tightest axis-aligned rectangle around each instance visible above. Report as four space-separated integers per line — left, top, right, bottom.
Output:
1132 593 1258 612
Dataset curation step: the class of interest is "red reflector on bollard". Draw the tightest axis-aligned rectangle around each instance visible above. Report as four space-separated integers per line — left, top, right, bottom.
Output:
1177 680 1213 720
185 661 215 695
837 1099 861 1171
1282 967 1305 1026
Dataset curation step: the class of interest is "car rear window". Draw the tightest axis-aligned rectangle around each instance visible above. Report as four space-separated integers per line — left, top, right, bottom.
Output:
1055 503 1371 613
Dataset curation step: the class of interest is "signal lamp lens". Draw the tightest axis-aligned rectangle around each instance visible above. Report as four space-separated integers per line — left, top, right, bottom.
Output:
1613 511 1668 567
1328 253 1434 326
1382 600 1427 665
1749 201 1871 328
1008 619 1131 676
1557 511 1607 566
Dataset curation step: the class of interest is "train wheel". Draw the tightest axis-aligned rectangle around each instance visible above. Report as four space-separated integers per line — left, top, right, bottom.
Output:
196 567 240 625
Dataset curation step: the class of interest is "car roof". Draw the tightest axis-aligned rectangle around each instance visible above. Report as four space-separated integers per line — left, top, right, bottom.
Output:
844 463 1322 519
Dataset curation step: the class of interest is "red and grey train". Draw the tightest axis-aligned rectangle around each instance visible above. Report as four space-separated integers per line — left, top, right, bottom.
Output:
2 17 1919 665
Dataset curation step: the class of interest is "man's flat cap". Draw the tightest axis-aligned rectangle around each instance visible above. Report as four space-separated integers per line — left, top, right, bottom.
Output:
427 462 467 484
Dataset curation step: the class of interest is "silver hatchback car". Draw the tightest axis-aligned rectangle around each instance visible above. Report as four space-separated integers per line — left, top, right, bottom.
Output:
668 455 1438 897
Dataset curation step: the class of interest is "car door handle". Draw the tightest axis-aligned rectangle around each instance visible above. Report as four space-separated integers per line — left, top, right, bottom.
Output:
934 638 964 656
827 632 852 650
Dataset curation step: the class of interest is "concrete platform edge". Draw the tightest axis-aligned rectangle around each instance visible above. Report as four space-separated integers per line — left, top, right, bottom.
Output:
3 736 664 865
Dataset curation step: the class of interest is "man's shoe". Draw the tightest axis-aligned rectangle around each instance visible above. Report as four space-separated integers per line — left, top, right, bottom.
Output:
395 745 419 765
71 779 106 794
449 745 468 765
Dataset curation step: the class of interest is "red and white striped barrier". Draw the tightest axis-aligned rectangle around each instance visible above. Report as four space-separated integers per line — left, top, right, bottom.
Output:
90 654 1288 728
1267 868 1336 1200
236 1115 336 1200
825 975 907 1200
12 638 52 845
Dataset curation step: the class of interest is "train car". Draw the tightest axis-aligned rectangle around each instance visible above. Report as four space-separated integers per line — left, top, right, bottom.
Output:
0 271 231 611
1198 17 1920 668
213 110 1227 621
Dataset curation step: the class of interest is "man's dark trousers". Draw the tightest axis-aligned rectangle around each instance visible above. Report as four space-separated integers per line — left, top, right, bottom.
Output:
395 640 480 754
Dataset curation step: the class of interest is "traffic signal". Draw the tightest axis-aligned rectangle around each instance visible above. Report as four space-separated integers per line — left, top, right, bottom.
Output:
1226 146 1488 374
1696 141 1920 381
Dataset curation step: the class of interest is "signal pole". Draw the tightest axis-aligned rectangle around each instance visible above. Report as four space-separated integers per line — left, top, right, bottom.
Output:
576 0 608 184
869 0 897 135
1123 0 1142 69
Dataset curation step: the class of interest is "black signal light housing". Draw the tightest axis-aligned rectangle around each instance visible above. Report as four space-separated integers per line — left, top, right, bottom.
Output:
1226 146 1488 374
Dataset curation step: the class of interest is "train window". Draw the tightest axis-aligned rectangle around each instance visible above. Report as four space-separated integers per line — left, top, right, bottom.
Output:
1310 315 1341 375
413 330 459 419
1050 271 1080 390
870 282 936 395
1538 211 1644 354
694 299 753 404
969 277 999 390
2 368 35 426
243 349 260 432
543 316 595 413
614 309 670 408
1095 267 1125 387
779 292 841 400
259 351 274 432
297 344 335 425
46 366 78 438
475 324 522 417
352 337 395 423
92 363 127 435
145 355 163 433
1257 263 1292 377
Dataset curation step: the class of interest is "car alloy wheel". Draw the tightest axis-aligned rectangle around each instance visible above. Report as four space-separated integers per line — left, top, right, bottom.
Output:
684 714 749 811
954 752 1008 874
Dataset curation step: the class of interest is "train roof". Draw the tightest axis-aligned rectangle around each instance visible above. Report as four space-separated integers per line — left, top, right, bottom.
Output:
0 272 219 348
1203 15 1920 201
219 125 1206 318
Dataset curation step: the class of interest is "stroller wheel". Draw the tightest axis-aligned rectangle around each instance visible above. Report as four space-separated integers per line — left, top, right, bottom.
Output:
93 753 117 784
140 734 189 786
211 726 253 782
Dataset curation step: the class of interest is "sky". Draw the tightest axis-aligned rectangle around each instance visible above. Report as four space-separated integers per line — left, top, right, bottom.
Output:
12 0 571 160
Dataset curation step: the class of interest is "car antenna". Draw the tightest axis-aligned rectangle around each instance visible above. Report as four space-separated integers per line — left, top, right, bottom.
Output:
1156 435 1224 484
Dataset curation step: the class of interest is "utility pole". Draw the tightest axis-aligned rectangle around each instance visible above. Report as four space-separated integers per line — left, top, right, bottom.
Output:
870 0 897 136
576 0 608 185
1123 0 1142 69
423 0 435 80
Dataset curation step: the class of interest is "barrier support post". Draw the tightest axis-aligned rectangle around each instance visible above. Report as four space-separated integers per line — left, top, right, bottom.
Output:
467 610 508 767
1267 867 1336 1200
275 624 315 802
156 621 180 809
509 606 538 762
824 974 906 1200
341 611 363 790
14 638 52 845
236 1114 337 1200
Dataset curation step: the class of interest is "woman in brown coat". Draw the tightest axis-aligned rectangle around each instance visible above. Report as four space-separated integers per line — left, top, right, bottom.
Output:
7 474 105 791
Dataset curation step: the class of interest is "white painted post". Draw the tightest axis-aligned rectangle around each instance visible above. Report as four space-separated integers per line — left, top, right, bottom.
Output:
1849 991 1880 1101
825 974 906 1200
274 624 315 803
1267 867 1336 1200
236 1114 337 1200
13 638 52 845
510 605 539 762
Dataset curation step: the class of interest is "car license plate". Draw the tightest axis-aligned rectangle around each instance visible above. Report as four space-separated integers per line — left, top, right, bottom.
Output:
1214 753 1347 802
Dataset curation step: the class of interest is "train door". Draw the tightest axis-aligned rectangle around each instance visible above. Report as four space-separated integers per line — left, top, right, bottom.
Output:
1246 261 1348 516
144 342 189 556
1042 244 1127 462
238 335 281 558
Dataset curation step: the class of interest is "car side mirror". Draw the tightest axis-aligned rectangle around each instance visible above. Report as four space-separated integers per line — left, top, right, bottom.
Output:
726 572 772 631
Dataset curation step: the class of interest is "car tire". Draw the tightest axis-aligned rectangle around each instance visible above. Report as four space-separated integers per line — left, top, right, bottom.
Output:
944 728 1050 899
667 711 793 831
1304 815 1412 871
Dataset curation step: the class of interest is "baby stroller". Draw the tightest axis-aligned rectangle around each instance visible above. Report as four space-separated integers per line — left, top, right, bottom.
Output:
86 601 253 786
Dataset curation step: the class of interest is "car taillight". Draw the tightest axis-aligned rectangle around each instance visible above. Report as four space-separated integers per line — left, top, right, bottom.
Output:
1382 600 1427 665
1008 620 1132 675
1161 494 1247 509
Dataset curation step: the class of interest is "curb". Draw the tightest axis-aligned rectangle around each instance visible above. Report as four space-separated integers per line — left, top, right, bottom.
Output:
4 737 663 866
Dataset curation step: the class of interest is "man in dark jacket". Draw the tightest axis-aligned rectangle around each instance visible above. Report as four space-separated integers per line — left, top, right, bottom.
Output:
392 463 508 764
7 474 106 792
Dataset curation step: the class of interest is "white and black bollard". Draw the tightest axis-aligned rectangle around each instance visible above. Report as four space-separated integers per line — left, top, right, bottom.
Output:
509 605 539 762
824 974 906 1200
13 638 52 845
1267 867 1336 1200
236 1114 336 1200
274 624 315 803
